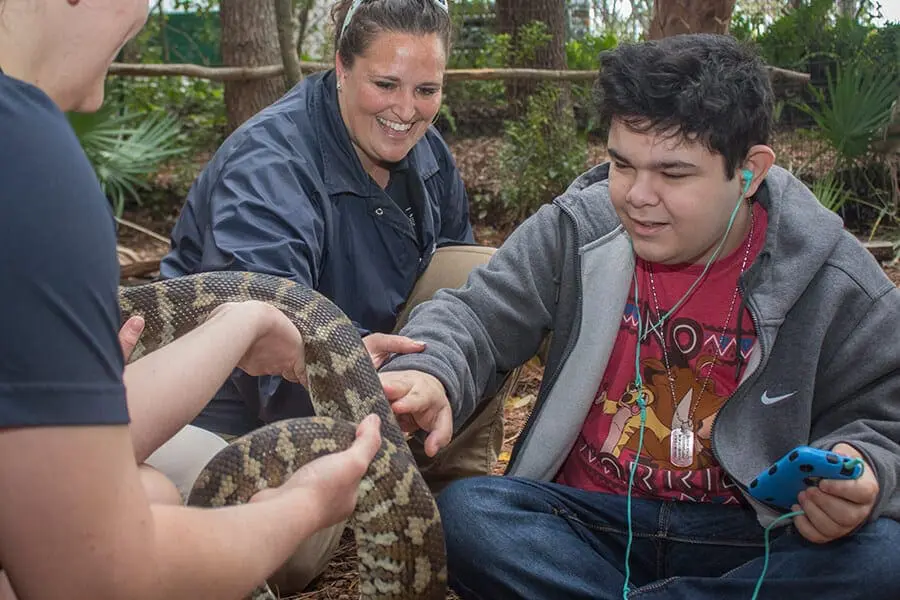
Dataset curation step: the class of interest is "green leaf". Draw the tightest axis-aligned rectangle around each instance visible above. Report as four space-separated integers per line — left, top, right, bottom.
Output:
68 107 189 217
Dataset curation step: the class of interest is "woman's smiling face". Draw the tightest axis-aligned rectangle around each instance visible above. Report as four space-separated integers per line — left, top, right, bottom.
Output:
335 31 446 183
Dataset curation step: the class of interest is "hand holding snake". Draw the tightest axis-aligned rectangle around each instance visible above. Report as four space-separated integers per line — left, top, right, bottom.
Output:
119 271 448 600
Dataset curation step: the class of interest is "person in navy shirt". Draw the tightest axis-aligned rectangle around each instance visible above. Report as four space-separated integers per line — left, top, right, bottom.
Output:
156 0 517 591
0 0 382 598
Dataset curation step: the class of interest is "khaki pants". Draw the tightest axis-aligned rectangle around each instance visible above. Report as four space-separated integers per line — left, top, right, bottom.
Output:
145 245 518 593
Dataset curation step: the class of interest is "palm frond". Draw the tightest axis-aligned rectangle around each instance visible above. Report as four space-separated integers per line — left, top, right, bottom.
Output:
794 62 900 167
68 108 189 217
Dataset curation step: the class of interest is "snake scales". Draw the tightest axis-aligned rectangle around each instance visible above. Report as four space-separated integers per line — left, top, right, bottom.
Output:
119 271 447 600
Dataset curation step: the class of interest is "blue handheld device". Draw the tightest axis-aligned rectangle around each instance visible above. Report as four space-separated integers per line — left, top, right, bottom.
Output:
747 445 864 510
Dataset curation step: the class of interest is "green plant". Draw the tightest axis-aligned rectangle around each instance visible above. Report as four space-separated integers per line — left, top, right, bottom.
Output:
107 76 227 152
755 0 837 70
497 84 587 222
565 32 618 71
437 102 457 133
443 28 510 124
729 4 769 41
69 108 190 217
794 61 899 171
810 174 852 212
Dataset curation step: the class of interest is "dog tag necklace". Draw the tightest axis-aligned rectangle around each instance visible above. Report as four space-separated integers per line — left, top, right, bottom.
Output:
647 206 756 468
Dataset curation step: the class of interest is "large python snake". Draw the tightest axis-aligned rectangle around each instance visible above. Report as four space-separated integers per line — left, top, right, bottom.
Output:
119 271 447 600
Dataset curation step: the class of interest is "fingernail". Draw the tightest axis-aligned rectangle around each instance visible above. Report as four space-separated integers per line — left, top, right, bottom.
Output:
414 340 427 346
128 316 144 330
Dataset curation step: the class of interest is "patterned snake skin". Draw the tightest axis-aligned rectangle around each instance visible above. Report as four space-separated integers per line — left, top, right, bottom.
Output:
119 271 447 600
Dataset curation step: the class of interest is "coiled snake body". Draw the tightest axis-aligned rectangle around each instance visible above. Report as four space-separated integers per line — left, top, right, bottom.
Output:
119 271 447 600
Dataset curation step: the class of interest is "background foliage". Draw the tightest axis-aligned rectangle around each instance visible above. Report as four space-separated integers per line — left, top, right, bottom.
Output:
84 0 900 248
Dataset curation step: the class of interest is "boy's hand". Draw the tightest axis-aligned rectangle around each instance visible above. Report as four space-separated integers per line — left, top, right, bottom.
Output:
379 370 453 458
792 443 879 544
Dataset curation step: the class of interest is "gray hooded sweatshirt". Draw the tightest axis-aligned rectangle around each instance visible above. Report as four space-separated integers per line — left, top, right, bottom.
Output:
381 163 900 526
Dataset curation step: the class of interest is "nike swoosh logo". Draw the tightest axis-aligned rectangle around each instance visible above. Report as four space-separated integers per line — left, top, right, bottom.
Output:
761 390 797 405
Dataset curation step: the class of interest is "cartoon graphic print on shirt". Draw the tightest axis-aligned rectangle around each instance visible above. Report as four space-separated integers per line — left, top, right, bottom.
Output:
556 202 768 504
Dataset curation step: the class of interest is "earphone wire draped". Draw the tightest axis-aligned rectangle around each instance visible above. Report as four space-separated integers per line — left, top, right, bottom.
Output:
339 0 449 43
622 168 760 600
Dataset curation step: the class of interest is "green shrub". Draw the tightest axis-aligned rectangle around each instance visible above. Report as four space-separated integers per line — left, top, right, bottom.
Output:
565 32 618 71
497 84 587 222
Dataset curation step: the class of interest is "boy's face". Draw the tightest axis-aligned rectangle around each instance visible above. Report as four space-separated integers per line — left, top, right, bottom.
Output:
607 119 750 266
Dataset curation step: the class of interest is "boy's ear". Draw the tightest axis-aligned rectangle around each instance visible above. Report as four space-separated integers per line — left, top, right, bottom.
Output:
741 145 777 197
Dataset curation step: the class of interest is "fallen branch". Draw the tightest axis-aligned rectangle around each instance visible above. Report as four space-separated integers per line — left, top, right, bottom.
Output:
119 259 162 279
863 240 895 262
114 216 171 246
117 245 140 264
108 62 810 85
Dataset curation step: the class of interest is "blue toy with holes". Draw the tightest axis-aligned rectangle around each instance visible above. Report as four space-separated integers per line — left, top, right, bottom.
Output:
747 445 864 511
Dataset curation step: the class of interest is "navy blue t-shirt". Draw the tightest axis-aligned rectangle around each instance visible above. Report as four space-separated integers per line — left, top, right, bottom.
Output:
0 74 128 427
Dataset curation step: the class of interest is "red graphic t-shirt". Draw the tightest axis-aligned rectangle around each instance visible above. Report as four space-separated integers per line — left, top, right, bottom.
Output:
557 202 768 504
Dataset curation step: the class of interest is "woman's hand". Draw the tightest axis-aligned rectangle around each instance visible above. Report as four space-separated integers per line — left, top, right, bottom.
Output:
250 414 382 530
208 301 309 385
118 315 145 360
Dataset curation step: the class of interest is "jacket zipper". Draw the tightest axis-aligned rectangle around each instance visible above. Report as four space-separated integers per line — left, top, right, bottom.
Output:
710 266 767 495
506 204 582 474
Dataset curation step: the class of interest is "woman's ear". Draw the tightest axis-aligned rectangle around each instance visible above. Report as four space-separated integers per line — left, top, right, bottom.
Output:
334 53 347 91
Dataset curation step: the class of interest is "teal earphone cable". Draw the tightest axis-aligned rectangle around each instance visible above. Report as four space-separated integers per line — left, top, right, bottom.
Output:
620 170 863 598
621 270 648 600
622 169 755 599
750 510 803 600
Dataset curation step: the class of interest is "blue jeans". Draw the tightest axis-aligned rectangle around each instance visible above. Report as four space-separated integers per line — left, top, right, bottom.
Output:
437 476 900 600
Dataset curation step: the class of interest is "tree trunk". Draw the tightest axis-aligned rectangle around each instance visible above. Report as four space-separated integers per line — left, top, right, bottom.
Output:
156 0 170 62
495 0 567 117
648 0 737 39
220 0 285 132
295 0 314 57
836 0 860 19
275 0 303 88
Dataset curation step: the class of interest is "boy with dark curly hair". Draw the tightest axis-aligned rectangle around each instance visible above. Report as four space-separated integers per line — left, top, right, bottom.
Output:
377 34 900 599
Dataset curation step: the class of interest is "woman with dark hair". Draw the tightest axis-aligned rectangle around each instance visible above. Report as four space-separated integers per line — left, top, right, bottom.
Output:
0 0 381 598
157 0 515 592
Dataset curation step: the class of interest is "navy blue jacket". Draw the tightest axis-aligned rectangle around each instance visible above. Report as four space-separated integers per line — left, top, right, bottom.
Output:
160 69 474 434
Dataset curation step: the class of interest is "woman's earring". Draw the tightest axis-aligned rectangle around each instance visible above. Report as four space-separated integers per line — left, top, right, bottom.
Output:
336 80 343 91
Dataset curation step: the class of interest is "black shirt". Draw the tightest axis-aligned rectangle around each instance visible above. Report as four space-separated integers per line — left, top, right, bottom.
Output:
0 73 128 427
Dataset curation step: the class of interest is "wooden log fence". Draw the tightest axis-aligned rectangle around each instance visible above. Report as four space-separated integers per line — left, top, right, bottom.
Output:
108 62 811 86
